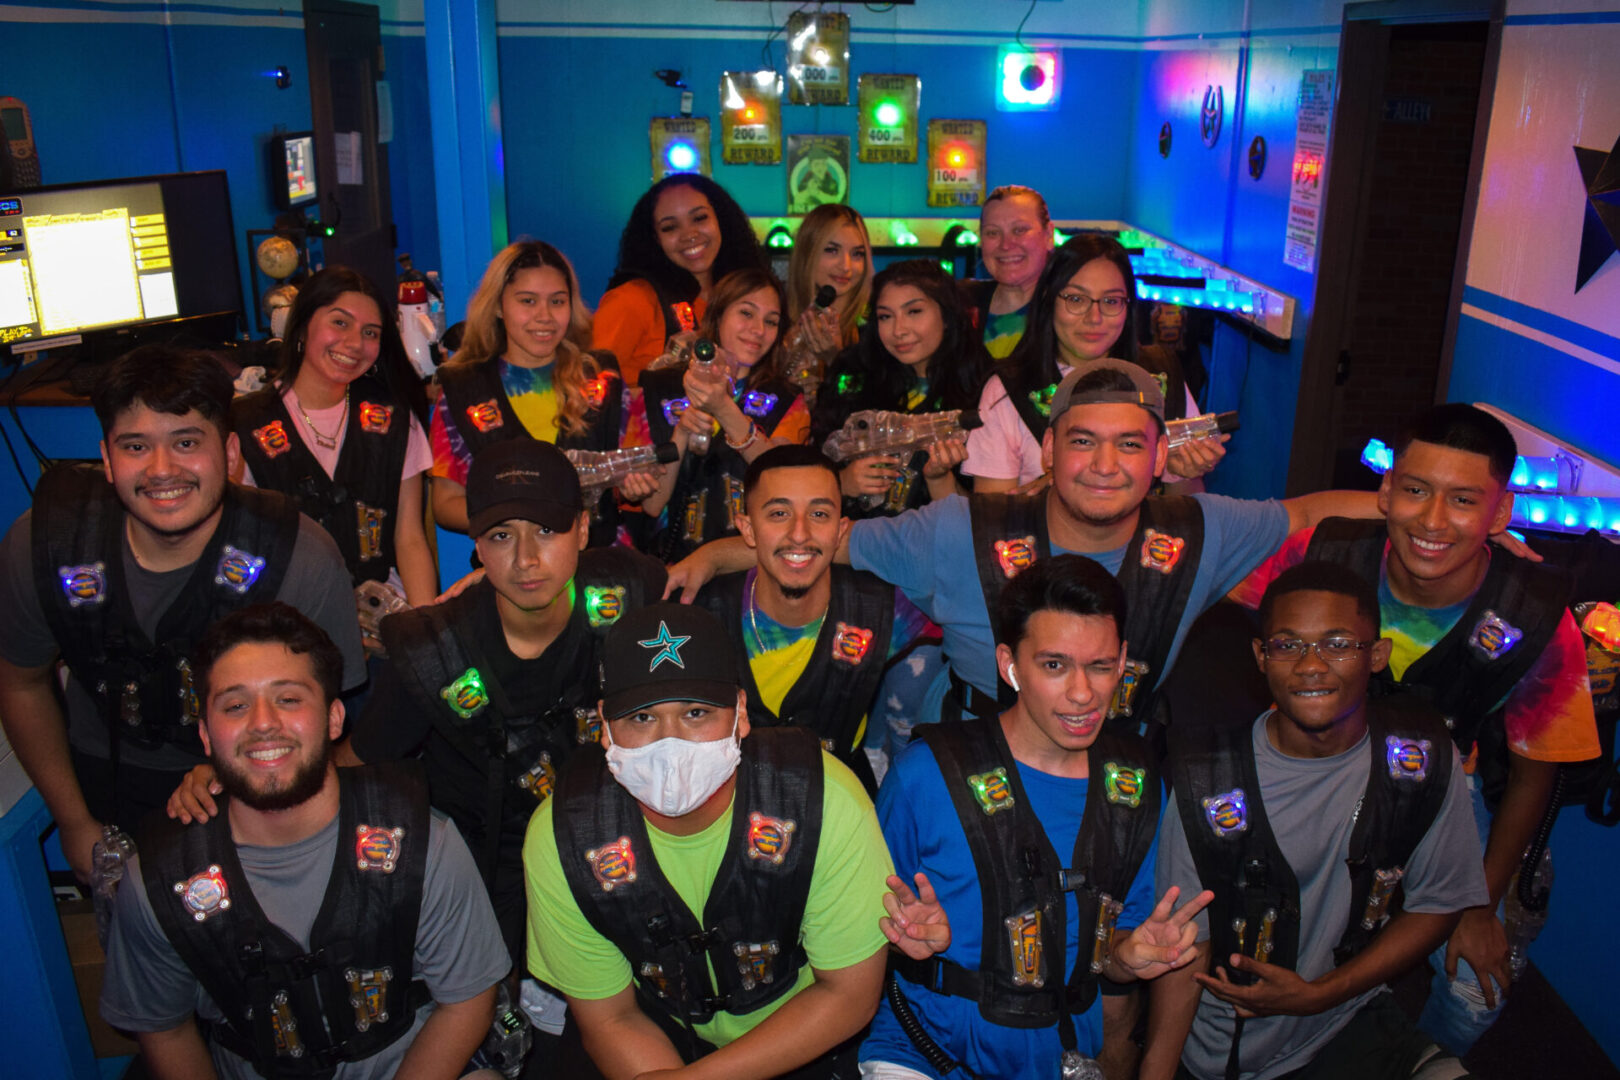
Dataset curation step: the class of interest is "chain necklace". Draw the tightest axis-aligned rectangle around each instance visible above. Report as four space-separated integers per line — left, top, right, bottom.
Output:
294 386 349 450
746 571 828 656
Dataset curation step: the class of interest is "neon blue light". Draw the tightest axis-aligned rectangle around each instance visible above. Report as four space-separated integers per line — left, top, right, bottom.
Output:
1360 438 1393 474
665 142 697 171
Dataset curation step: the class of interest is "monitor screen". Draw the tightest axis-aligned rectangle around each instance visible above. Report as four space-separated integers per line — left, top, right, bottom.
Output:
282 134 317 208
0 171 242 351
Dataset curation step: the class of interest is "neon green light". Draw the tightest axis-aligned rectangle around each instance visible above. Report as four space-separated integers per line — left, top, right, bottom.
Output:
875 101 903 127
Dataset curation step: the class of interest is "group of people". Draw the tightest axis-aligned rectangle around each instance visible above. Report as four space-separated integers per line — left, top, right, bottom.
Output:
0 172 1600 1080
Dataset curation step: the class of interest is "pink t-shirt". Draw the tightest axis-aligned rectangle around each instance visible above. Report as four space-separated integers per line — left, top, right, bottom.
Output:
962 367 1069 485
241 386 433 487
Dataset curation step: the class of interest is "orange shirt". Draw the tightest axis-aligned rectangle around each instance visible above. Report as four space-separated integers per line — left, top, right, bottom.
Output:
592 279 707 385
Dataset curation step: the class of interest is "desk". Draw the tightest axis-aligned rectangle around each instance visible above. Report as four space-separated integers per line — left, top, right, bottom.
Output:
0 788 129 1078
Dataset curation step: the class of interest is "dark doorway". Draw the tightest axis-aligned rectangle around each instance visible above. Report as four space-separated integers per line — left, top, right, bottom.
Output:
1288 16 1493 493
303 0 395 293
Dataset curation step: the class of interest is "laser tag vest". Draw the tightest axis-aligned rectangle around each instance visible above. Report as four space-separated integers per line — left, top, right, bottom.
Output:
698 567 896 762
967 491 1205 726
438 352 623 459
639 367 800 559
1304 517 1572 804
895 718 1160 1035
1168 698 1452 977
1001 346 1189 452
233 385 411 585
140 762 431 1080
554 728 824 1028
32 464 299 755
379 549 652 886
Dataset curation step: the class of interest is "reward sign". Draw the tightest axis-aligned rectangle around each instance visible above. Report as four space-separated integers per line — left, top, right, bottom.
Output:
649 116 712 182
786 11 850 105
858 74 920 163
927 119 987 208
721 71 782 165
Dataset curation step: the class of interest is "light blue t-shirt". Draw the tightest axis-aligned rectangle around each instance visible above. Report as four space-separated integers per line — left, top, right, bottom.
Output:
861 737 1161 1077
847 493 1292 711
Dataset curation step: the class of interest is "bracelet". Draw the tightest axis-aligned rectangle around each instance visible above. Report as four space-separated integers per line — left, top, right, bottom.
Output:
725 418 758 451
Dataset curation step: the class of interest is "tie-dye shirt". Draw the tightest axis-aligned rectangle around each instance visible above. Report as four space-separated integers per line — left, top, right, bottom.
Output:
1231 525 1599 766
429 360 563 486
739 569 939 744
982 304 1029 360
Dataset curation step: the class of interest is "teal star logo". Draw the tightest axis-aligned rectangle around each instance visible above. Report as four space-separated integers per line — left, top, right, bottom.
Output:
638 621 691 671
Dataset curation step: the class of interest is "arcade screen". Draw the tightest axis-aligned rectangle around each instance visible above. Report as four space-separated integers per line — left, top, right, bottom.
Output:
0 171 242 349
278 132 317 208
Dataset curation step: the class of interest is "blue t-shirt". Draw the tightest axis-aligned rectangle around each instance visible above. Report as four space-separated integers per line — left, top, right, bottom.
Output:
847 493 1291 710
862 737 1161 1077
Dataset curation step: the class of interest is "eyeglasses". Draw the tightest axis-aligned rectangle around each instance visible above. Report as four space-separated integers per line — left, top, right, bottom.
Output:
1056 292 1128 318
1260 637 1378 663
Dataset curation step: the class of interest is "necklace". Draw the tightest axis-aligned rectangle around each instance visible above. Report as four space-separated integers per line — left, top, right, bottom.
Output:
294 386 349 450
746 571 829 656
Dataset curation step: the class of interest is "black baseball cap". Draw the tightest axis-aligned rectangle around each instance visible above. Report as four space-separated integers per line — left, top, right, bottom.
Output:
600 603 741 721
466 439 584 537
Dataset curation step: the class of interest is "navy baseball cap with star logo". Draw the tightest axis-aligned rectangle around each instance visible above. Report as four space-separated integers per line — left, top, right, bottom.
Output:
600 603 741 720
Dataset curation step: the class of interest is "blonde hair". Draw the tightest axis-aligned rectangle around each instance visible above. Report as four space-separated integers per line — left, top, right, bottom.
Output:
449 240 605 438
786 204 871 347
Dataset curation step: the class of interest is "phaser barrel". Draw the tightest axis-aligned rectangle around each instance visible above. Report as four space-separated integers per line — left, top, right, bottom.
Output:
566 443 680 502
821 408 984 463
1164 410 1240 450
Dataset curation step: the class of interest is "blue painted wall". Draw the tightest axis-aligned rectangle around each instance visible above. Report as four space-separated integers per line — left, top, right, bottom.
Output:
381 32 442 279
3 11 314 329
492 32 1138 307
1125 19 1341 499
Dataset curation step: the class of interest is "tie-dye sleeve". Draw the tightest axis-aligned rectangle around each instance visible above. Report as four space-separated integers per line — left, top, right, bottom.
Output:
1502 610 1601 763
429 392 472 486
1227 524 1315 610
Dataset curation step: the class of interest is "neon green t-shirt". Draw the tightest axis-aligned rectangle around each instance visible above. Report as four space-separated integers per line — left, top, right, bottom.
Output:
523 750 893 1047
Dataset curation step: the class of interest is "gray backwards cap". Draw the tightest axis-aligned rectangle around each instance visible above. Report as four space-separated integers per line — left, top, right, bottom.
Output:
1048 358 1167 427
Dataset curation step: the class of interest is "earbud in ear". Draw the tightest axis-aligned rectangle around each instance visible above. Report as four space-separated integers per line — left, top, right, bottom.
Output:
1006 667 1021 693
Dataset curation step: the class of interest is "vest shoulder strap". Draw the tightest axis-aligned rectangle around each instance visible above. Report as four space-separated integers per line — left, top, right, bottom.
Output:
1168 721 1303 972
1113 496 1206 729
1302 518 1385 585
967 492 1050 704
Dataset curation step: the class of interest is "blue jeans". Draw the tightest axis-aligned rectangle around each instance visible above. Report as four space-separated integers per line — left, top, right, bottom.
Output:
1416 773 1512 1056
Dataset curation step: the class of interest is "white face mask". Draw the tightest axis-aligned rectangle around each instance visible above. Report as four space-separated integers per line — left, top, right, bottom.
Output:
604 710 742 817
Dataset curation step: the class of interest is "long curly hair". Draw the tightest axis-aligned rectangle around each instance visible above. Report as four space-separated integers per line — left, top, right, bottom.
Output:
812 259 991 439
697 267 789 386
786 204 870 347
607 175 763 302
448 240 604 438
1000 232 1140 392
277 266 429 426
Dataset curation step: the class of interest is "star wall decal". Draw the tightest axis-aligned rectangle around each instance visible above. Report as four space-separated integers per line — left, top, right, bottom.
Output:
1573 132 1620 292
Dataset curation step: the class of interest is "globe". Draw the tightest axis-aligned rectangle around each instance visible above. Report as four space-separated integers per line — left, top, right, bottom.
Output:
256 235 301 280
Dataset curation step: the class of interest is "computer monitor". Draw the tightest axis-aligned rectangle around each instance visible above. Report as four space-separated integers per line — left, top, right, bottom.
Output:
270 131 318 210
0 170 244 357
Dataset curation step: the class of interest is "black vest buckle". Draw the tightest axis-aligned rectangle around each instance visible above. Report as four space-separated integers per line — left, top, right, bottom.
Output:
1056 867 1087 893
686 926 725 952
645 914 674 948
238 939 266 975
289 948 328 980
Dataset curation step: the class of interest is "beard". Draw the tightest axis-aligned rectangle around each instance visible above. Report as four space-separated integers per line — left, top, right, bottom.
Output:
779 583 812 600
214 739 333 813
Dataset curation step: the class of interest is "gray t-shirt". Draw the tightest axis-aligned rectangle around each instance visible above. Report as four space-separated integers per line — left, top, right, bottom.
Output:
1156 712 1488 1080
100 806 510 1079
0 506 367 771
